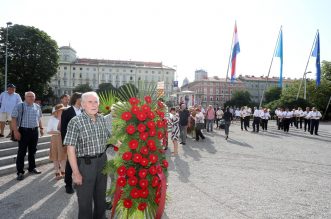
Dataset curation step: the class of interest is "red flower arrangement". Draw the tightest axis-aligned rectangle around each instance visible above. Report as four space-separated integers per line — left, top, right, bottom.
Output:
106 94 168 218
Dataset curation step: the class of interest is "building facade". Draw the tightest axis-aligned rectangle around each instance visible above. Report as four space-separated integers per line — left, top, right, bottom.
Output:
195 69 208 80
50 46 175 98
237 75 295 103
180 76 245 107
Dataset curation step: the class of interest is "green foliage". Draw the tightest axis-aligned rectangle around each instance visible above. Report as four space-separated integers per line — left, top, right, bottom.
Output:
265 97 310 111
72 84 93 93
0 24 58 100
224 90 252 107
97 83 116 94
321 60 331 81
117 83 139 102
264 86 282 104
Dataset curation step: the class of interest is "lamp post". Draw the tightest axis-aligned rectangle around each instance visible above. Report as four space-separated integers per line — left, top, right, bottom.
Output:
304 71 312 100
5 22 13 91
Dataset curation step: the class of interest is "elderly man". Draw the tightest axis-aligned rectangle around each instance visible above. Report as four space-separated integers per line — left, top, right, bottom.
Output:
179 103 190 145
64 91 111 219
11 91 44 180
0 83 22 138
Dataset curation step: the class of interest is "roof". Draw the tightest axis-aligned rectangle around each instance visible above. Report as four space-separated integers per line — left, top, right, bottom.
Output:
59 46 77 53
237 75 296 82
68 58 174 70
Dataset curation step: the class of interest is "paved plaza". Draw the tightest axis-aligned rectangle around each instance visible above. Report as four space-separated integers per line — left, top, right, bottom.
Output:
0 121 330 218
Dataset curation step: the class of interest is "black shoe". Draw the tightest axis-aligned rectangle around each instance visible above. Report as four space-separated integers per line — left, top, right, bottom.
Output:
315 133 318 135
179 142 183 144
225 135 228 140
182 142 186 145
201 137 205 140
106 201 113 210
29 168 41 174
17 173 24 181
65 186 75 194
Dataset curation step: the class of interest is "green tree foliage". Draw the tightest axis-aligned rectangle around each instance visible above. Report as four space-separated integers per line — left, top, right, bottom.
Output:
73 84 93 93
97 83 116 94
264 86 282 104
225 90 252 107
321 60 331 81
0 24 58 100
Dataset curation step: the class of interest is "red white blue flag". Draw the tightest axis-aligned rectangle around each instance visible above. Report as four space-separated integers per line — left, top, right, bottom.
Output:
231 23 240 82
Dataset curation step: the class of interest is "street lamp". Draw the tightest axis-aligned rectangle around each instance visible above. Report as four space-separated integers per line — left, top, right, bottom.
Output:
5 21 13 91
304 71 312 100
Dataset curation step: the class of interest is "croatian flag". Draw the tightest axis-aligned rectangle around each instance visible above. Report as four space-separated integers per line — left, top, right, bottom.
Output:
231 23 240 82
274 28 283 87
311 30 321 86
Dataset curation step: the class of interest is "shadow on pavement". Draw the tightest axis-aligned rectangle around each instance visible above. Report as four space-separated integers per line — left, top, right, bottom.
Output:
0 167 74 219
227 138 254 148
173 156 190 183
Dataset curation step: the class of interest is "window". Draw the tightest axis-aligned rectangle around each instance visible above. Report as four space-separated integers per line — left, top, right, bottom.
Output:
87 67 89 71
109 69 112 72
152 71 154 74
64 66 67 70
130 76 133 80
79 73 82 78
166 72 169 74
72 73 75 78
130 70 133 73
102 68 105 71
158 71 161 74
73 81 75 86
204 96 207 101
210 96 213 101
73 67 76 70
80 67 83 70
64 72 67 77
216 97 219 101
93 68 96 71
145 70 148 73
64 80 67 86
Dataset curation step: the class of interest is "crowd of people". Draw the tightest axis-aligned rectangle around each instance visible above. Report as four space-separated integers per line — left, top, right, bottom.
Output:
0 82 325 218
166 103 323 156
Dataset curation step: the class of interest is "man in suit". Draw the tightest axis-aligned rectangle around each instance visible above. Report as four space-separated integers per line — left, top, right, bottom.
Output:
61 92 82 194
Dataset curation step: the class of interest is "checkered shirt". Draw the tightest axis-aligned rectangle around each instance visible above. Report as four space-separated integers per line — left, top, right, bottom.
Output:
63 111 112 157
11 102 42 128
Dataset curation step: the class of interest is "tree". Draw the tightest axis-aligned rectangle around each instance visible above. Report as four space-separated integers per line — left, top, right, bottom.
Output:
73 84 94 93
97 83 116 93
224 90 252 107
321 60 331 81
0 25 58 100
264 86 282 104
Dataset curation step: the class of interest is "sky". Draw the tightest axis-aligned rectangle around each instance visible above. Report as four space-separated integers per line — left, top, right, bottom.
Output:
1 0 331 86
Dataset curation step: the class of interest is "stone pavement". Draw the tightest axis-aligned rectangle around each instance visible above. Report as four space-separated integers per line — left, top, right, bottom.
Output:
0 121 331 219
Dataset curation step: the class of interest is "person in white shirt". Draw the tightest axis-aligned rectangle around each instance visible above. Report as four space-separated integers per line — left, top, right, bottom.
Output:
303 107 311 132
0 84 22 138
261 108 271 131
47 104 67 180
216 108 224 129
297 107 304 129
277 108 284 130
252 107 261 133
282 108 293 133
308 107 322 135
234 108 240 121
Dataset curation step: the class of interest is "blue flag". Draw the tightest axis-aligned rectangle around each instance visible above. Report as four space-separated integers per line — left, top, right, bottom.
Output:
274 29 283 88
311 31 321 86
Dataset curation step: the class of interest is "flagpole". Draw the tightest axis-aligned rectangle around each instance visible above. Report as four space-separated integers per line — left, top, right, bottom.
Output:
225 22 236 82
296 30 318 100
322 96 331 120
259 26 282 108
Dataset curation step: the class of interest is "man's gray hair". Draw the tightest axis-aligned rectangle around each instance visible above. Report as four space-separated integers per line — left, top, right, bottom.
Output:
81 91 99 103
25 91 35 97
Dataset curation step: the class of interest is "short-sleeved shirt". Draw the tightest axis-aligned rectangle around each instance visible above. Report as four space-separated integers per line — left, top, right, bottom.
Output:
0 92 22 114
11 102 42 128
63 111 111 157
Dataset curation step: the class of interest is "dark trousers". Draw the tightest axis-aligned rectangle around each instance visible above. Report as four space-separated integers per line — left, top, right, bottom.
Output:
310 119 319 135
224 121 230 136
304 119 310 132
278 119 283 130
261 119 268 130
244 116 250 130
65 160 73 188
298 117 303 129
195 127 205 140
252 117 260 132
76 153 107 219
240 117 244 130
283 118 290 132
16 127 39 174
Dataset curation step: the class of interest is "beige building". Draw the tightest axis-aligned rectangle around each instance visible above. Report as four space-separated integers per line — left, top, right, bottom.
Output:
50 46 175 98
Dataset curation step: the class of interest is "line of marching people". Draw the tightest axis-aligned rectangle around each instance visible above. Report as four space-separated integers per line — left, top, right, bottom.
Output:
238 106 322 135
275 107 322 135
